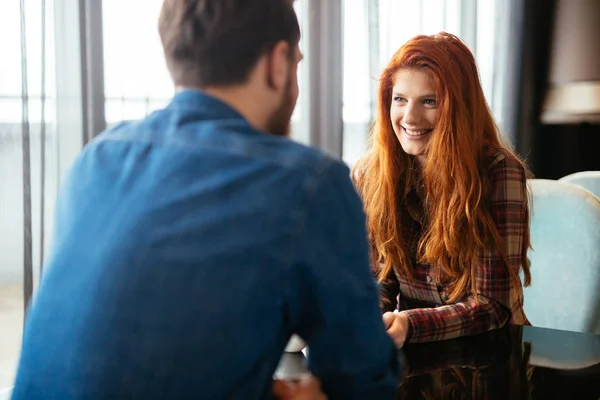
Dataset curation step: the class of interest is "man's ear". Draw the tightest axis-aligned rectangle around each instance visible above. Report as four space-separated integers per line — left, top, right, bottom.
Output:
265 40 291 91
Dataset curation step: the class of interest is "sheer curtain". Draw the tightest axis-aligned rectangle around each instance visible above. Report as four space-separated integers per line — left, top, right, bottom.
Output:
101 0 310 142
342 0 512 166
102 0 173 126
0 0 57 388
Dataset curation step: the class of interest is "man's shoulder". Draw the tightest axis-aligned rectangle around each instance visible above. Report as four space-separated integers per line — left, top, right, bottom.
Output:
80 115 353 208
268 138 349 177
93 114 349 177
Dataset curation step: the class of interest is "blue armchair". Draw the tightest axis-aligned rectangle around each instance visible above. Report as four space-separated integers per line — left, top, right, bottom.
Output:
559 171 600 200
524 179 600 333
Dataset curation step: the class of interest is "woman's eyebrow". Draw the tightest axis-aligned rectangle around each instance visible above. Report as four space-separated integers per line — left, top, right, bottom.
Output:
392 92 436 99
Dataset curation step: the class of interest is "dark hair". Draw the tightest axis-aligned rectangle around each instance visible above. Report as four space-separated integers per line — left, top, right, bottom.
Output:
158 0 300 88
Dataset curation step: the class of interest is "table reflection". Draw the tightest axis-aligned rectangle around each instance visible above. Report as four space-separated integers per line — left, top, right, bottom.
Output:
399 326 530 399
398 325 600 399
276 325 600 399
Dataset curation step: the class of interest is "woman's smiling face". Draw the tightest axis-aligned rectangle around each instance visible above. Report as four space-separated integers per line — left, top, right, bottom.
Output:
390 68 438 167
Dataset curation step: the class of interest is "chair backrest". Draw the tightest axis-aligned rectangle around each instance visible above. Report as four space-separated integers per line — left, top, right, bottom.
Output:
558 171 600 200
524 179 600 333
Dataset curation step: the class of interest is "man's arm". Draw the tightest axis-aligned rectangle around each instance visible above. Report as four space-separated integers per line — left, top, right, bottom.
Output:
286 159 401 399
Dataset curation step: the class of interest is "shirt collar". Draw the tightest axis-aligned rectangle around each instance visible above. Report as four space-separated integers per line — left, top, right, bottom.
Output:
168 89 247 122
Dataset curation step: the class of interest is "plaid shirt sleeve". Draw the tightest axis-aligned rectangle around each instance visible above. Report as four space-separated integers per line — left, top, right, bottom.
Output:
400 154 528 343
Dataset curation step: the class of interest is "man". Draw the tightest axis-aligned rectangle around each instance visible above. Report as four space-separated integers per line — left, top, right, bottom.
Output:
11 0 400 399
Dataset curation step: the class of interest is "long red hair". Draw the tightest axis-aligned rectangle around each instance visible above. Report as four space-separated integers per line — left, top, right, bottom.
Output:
353 32 531 303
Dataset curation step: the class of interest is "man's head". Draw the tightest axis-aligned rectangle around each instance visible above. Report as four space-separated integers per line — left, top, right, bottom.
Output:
158 0 302 136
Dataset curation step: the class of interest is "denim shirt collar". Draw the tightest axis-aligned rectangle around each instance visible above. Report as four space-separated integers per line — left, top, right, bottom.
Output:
168 89 247 122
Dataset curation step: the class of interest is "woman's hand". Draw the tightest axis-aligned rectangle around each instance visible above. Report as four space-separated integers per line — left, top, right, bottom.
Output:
273 377 327 400
383 311 410 348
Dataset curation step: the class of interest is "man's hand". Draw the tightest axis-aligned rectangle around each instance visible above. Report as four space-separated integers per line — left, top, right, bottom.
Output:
273 377 327 400
382 311 409 348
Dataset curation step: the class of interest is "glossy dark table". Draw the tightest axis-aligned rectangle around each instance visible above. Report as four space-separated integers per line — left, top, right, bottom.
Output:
276 325 600 399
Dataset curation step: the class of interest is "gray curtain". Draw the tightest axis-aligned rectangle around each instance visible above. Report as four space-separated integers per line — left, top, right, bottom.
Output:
19 0 49 315
308 0 344 158
502 0 557 174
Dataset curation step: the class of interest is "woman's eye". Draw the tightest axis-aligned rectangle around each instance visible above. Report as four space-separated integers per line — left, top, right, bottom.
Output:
393 97 406 103
423 99 437 106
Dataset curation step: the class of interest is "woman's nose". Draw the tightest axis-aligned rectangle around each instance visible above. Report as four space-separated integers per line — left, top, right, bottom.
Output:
402 103 421 125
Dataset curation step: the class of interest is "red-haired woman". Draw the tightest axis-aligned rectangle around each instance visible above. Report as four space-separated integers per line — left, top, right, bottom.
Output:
353 32 532 347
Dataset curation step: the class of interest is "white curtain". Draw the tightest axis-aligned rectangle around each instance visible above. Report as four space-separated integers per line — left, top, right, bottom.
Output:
0 0 57 388
100 0 311 143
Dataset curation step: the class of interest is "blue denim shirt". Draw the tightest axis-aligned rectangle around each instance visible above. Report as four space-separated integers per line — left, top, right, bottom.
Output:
12 90 401 399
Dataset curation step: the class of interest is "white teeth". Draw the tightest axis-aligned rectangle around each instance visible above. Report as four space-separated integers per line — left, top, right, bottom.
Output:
403 127 431 136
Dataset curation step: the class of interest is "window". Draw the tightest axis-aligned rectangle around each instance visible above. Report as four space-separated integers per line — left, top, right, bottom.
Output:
101 0 309 141
102 0 172 125
342 0 507 166
0 0 57 388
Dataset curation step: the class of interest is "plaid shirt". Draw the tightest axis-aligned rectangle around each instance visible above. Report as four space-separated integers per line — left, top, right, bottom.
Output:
379 149 530 343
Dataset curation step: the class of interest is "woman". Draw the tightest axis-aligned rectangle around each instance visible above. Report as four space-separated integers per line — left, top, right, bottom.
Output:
353 32 532 347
